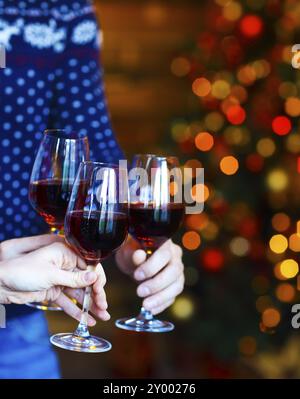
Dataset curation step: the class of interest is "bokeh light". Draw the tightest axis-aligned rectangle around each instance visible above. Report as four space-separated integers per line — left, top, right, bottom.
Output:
172 296 195 320
220 156 239 175
269 234 288 254
272 116 292 136
192 77 212 97
266 169 289 192
195 132 214 152
279 259 299 279
182 231 201 250
262 308 281 328
239 15 263 38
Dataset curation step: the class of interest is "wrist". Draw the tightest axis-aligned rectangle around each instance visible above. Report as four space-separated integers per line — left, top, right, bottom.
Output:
0 261 8 304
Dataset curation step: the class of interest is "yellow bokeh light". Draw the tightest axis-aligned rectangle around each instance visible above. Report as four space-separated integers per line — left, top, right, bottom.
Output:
223 1 243 21
286 134 300 153
285 97 300 117
205 112 224 131
262 308 281 328
274 262 287 281
172 296 194 319
182 231 201 251
266 169 288 192
201 221 219 240
289 234 300 252
230 237 250 256
220 156 239 175
211 79 231 100
278 82 297 99
171 122 190 143
224 127 250 146
256 138 276 157
269 234 288 254
279 259 299 279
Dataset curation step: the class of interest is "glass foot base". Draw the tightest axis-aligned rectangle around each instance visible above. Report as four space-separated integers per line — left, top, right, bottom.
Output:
26 301 62 311
50 333 112 353
115 316 175 333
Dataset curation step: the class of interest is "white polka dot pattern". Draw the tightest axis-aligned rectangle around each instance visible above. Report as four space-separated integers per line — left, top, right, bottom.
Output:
0 2 124 240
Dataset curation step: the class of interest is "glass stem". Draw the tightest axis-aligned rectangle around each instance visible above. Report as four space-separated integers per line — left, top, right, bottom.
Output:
138 248 154 321
139 307 154 321
74 265 94 339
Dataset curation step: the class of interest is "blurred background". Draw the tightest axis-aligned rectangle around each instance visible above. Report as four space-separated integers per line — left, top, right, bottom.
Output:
48 0 300 378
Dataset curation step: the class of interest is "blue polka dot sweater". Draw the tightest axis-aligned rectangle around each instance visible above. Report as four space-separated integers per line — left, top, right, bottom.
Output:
0 0 124 242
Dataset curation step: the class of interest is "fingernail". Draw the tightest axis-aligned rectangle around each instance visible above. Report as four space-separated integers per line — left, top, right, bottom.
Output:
88 316 96 326
84 272 97 283
134 270 146 281
137 286 150 297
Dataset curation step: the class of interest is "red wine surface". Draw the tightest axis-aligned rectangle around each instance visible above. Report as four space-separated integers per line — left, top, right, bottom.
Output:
29 179 73 228
129 203 184 251
65 210 128 263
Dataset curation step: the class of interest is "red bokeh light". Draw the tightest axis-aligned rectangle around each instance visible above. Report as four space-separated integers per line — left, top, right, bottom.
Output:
226 105 246 125
202 248 225 271
239 15 263 38
272 116 292 136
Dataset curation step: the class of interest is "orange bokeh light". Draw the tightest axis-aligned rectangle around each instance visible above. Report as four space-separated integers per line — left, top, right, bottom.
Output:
195 132 214 152
220 156 239 175
182 231 201 250
192 77 211 97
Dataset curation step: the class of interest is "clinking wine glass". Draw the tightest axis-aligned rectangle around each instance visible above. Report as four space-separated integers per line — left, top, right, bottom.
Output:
115 154 184 333
28 129 90 311
50 161 129 353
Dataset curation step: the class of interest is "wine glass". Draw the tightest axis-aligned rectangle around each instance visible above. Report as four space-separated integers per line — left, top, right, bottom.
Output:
50 161 129 353
28 129 90 310
115 154 184 333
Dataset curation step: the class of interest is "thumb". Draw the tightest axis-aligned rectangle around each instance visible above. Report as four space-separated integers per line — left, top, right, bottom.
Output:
53 270 97 289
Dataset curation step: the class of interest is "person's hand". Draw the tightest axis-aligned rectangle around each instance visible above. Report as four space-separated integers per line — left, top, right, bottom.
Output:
0 241 110 325
0 234 63 261
116 238 184 315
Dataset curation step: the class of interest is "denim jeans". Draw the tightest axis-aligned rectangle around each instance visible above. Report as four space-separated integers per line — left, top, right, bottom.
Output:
0 310 60 379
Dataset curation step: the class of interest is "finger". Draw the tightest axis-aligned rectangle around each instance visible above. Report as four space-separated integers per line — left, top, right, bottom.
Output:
51 269 97 288
2 234 63 260
137 261 183 297
55 292 96 326
65 288 108 311
132 249 147 267
142 276 184 311
92 263 107 294
151 299 175 316
64 288 110 321
134 242 172 281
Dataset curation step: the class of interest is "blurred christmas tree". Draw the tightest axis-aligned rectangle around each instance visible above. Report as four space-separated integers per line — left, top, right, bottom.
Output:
165 0 300 364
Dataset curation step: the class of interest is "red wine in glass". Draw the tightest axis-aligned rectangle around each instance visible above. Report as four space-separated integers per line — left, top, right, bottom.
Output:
29 178 73 230
116 154 184 333
28 129 89 311
129 203 184 252
50 161 129 353
66 210 129 263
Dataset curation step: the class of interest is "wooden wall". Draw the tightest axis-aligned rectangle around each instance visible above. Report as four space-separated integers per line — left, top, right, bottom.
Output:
94 0 201 156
